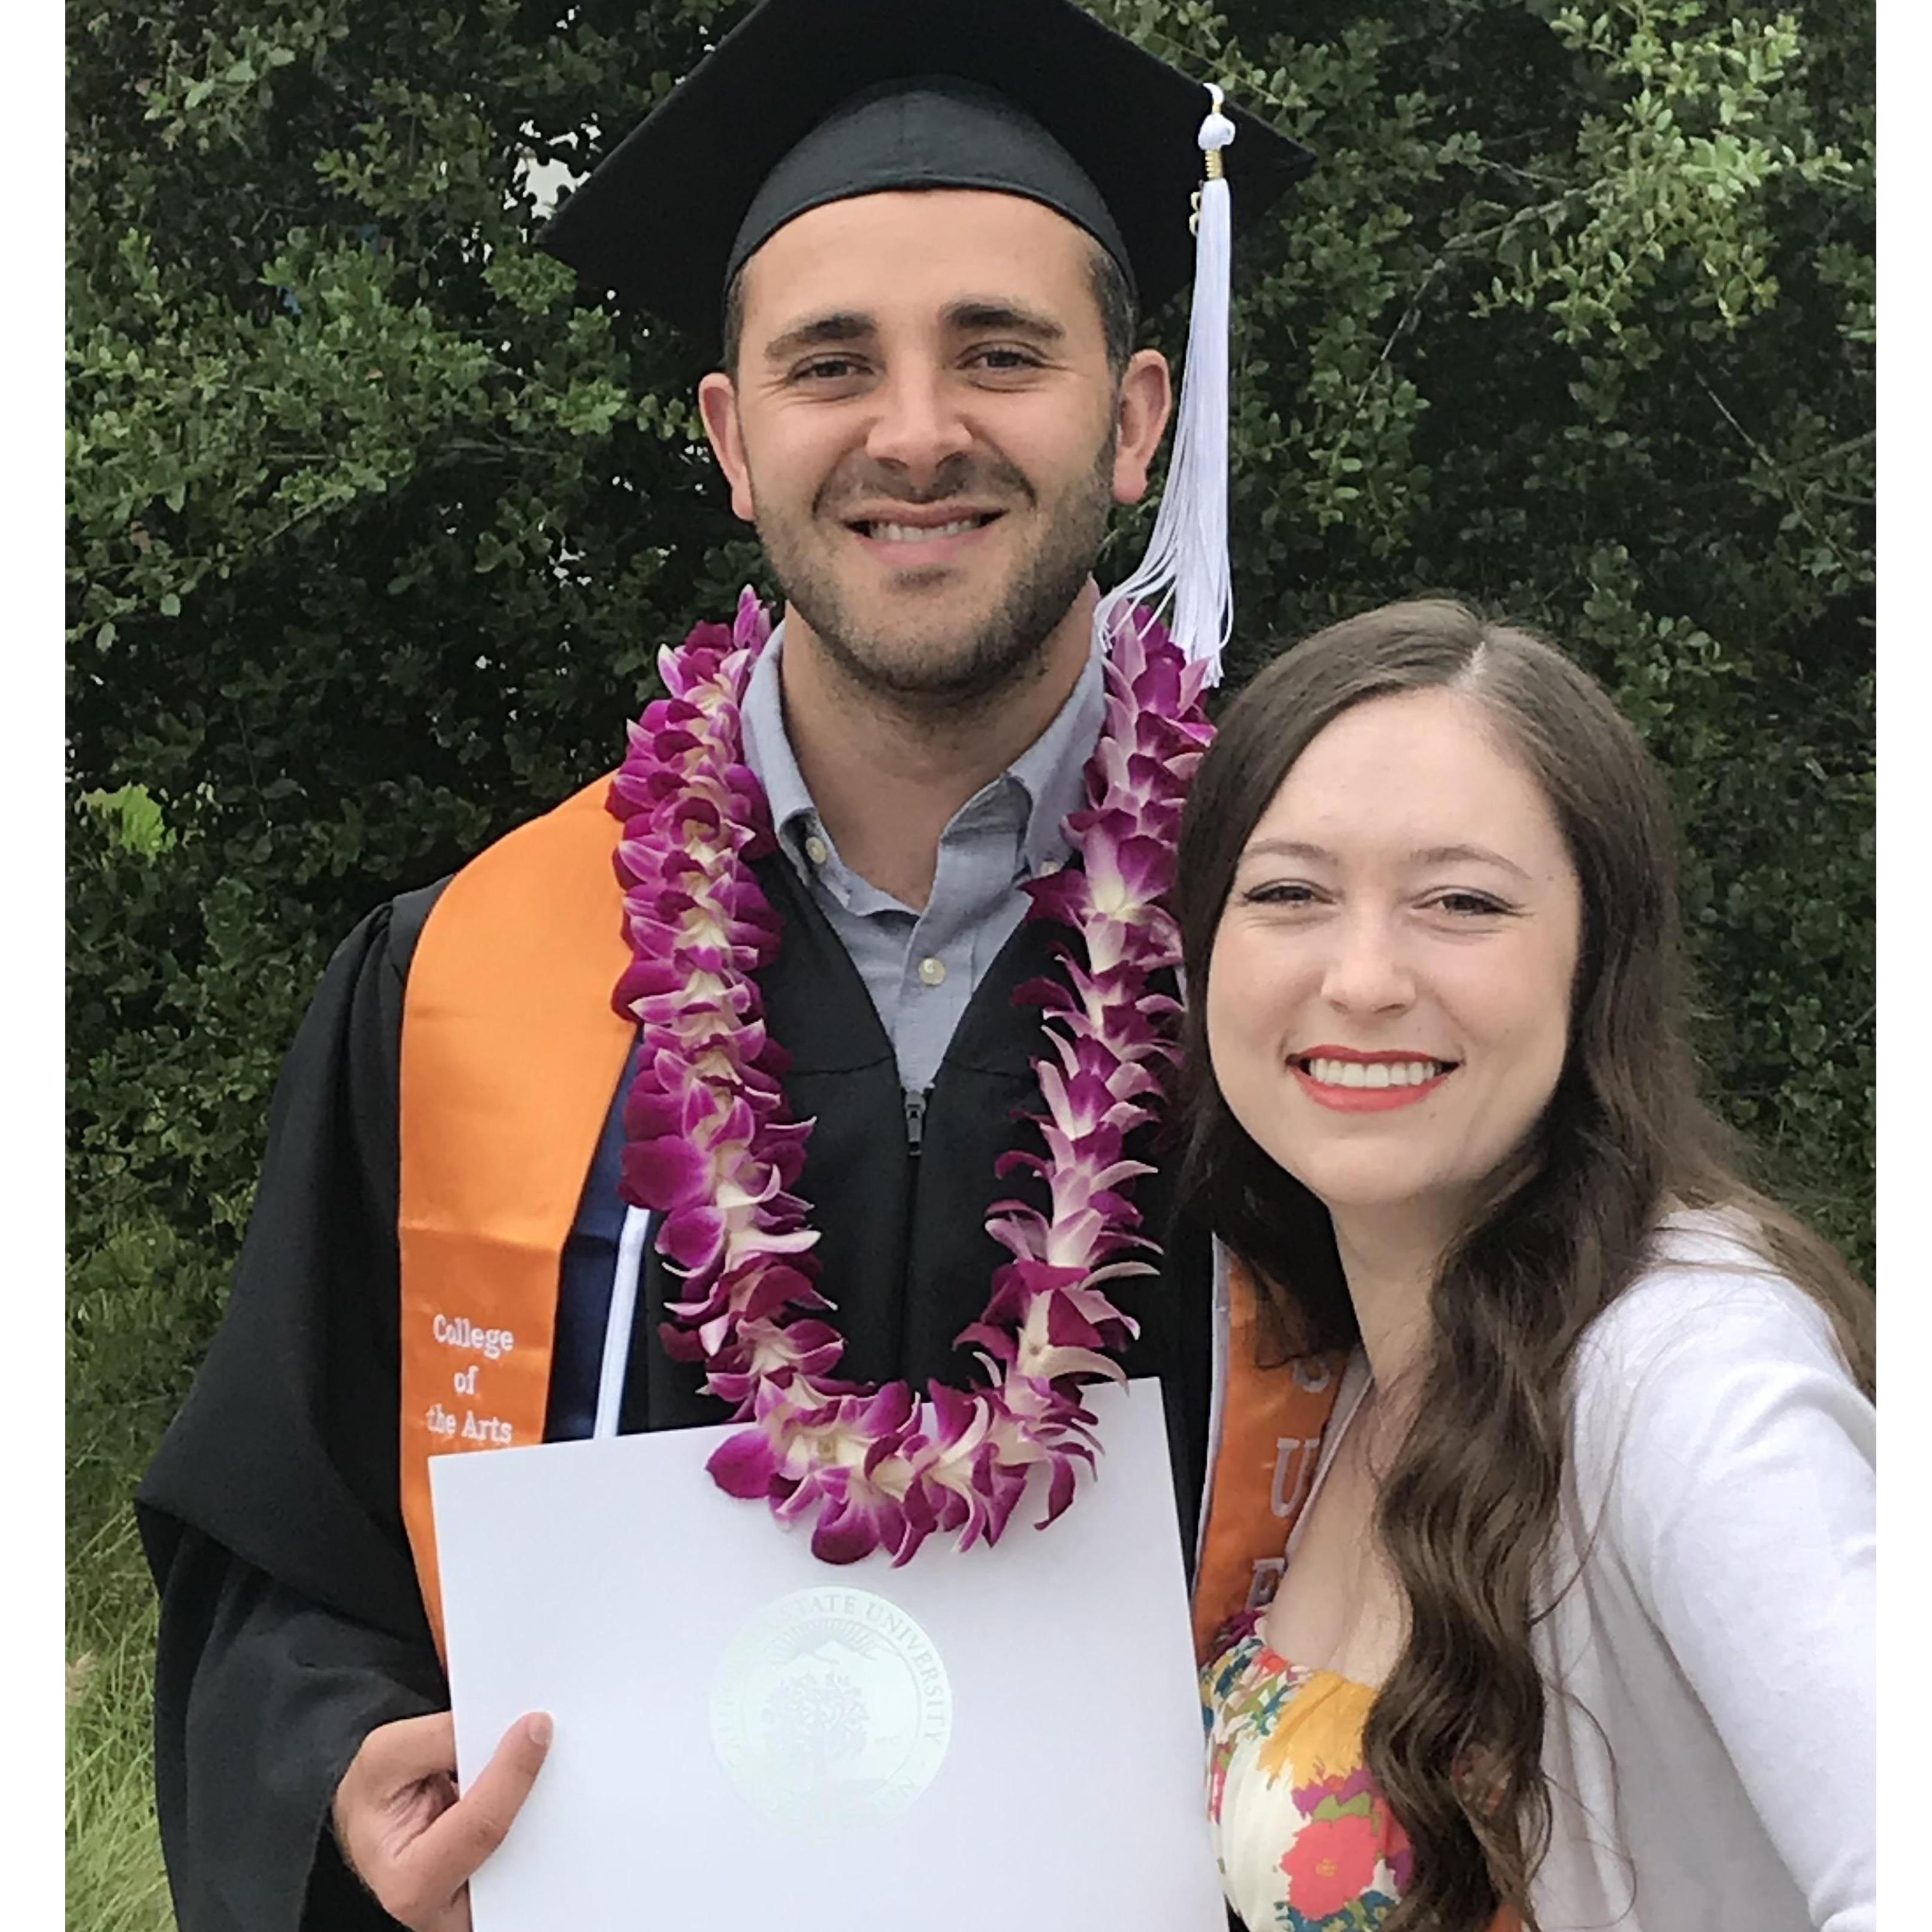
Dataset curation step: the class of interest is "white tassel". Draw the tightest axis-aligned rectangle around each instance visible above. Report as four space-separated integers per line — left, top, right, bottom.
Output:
1094 84 1237 686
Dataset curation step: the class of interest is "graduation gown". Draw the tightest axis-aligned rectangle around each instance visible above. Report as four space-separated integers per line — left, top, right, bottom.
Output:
137 819 1217 1932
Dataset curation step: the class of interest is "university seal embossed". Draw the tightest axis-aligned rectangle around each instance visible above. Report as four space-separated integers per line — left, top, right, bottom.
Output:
709 1586 953 1825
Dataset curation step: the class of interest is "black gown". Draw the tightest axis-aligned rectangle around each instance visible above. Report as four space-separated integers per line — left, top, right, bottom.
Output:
137 855 1215 1931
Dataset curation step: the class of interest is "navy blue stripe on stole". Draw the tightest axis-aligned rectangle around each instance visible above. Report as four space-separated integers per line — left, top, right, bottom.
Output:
544 1040 643 1442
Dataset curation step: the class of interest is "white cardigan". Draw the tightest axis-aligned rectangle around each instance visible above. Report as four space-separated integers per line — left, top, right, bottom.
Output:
1243 1216 1876 1931
1527 1216 1876 1930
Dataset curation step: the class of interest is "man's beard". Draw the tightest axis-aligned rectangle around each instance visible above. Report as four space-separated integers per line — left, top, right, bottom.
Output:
754 428 1118 714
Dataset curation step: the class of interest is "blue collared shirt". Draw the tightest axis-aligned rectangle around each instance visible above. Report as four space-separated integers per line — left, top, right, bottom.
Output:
737 621 1104 1093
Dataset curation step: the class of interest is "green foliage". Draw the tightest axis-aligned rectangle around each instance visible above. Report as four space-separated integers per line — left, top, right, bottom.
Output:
69 0 1872 1522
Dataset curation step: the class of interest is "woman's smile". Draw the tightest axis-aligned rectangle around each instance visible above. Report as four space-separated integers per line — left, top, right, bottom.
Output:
1289 1047 1459 1112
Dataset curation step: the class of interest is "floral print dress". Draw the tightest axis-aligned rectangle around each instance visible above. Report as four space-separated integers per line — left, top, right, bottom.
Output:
1200 1347 1410 1930
1200 1349 1519 1932
1201 1613 1411 1930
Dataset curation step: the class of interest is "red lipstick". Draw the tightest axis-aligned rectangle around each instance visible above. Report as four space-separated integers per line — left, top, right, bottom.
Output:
1291 1045 1455 1114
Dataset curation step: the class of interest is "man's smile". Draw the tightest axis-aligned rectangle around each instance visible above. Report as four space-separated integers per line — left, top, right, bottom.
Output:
841 504 1007 565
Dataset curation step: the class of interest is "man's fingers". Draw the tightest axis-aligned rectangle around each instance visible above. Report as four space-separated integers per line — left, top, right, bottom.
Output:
332 1710 459 1865
394 1713 554 1915
355 1710 458 1785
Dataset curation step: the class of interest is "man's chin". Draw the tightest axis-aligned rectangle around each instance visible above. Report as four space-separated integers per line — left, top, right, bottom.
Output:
811 611 1053 705
806 582 1014 662
855 561 977 598
844 637 1028 699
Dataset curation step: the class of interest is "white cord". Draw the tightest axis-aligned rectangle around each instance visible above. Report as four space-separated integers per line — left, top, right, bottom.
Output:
592 1204 653 1439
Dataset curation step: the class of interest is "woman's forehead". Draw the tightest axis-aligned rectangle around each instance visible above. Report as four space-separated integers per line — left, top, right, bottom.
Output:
1249 691 1568 861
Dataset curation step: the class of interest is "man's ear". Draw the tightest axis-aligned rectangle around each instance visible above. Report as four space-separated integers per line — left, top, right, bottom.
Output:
1109 348 1175 506
698 373 757 523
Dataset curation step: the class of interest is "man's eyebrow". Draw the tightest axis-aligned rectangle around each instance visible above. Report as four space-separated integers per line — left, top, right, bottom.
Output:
942 299 1065 342
763 311 876 364
1235 838 1534 882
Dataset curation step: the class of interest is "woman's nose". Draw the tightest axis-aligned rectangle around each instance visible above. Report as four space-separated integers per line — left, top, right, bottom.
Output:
1318 913 1417 1015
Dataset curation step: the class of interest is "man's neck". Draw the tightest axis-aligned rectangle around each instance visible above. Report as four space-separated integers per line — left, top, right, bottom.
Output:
777 585 1098 909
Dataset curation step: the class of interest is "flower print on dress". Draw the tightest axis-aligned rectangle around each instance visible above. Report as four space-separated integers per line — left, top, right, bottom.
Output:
1277 1803 1383 1920
1198 1630 1411 1931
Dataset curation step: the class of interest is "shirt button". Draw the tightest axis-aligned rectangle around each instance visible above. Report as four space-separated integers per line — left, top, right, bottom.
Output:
917 955 947 988
804 834 829 865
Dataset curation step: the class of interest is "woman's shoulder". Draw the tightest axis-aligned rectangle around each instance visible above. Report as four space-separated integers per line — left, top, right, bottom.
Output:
1564 1207 1871 1510
1572 1206 1847 1397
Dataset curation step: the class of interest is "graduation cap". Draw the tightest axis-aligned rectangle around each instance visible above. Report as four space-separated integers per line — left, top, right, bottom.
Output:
541 0 1315 683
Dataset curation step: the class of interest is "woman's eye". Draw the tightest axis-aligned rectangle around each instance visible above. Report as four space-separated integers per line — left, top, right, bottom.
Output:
1241 881 1318 907
1430 891 1513 917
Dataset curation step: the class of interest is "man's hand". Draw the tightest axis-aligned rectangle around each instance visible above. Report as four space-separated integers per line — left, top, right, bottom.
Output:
331 1709 552 1931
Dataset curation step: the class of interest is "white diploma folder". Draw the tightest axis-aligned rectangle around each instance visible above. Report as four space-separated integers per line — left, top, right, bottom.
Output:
432 1378 1227 1930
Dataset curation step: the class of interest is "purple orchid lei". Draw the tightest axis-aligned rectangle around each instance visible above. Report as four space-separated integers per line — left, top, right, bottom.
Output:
605 587 1213 1564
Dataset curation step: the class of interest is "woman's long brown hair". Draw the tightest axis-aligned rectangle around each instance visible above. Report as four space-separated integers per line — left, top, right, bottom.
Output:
1173 600 1873 1932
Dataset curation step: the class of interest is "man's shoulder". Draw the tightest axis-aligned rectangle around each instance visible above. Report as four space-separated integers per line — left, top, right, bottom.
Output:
340 777 619 990
317 879 449 995
383 878 450 980
449 776 620 894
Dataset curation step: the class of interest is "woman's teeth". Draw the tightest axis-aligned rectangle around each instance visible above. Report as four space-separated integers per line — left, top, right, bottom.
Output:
1303 1058 1448 1089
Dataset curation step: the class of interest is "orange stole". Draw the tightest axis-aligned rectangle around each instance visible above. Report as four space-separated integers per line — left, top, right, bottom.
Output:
1188 1253 1348 1661
398 776 634 1658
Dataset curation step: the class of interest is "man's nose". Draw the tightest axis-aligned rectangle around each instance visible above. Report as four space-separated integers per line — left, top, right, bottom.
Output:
863 364 974 480
1318 912 1416 1015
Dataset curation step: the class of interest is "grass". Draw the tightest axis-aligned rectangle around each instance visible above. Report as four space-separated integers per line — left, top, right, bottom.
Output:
66 1513 174 1932
67 1212 230 1932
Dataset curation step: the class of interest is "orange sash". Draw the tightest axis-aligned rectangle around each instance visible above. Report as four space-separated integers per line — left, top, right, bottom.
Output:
1188 1253 1347 1660
397 776 633 1657
394 776 1339 1663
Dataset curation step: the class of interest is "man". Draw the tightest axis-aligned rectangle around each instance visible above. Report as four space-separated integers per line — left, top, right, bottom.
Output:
138 3 1322 1927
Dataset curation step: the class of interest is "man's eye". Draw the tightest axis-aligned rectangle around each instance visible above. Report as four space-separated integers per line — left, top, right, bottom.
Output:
969 346 1041 372
792 356 865 381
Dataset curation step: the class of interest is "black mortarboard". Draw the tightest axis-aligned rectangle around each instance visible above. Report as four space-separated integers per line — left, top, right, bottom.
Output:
540 0 1312 350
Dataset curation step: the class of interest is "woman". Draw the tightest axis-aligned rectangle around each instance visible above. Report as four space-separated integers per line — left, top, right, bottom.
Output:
1175 601 1875 1932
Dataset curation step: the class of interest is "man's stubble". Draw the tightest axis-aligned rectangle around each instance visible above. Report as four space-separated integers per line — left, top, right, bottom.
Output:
752 420 1120 718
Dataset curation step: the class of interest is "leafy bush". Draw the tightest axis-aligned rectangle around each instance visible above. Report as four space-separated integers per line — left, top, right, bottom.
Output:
69 0 1872 1304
